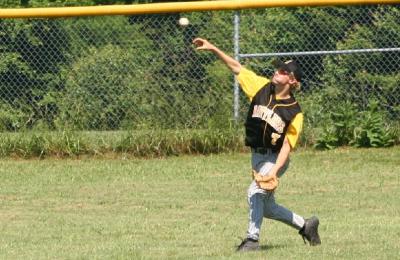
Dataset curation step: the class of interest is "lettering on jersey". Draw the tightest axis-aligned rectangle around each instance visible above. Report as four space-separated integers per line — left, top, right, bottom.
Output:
271 133 281 145
252 105 286 133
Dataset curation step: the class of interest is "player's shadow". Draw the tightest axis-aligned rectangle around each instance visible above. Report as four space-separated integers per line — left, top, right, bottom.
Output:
259 244 287 251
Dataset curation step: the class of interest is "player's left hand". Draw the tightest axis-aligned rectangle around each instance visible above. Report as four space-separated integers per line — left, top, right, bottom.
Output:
252 170 279 191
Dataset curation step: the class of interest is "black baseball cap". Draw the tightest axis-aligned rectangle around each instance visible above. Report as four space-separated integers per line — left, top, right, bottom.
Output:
272 59 302 82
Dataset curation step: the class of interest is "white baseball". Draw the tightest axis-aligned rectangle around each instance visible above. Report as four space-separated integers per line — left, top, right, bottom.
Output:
178 17 189 26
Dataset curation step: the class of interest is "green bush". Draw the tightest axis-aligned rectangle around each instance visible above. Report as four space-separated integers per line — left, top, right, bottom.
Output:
0 19 70 130
321 6 400 118
351 101 395 147
314 100 395 149
0 103 27 131
314 101 358 149
56 43 159 130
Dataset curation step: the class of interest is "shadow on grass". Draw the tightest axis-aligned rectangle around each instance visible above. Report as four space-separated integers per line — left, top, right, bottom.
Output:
234 244 288 253
259 244 288 251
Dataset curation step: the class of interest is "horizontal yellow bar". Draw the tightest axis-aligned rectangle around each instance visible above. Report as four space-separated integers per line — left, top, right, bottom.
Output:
0 0 399 18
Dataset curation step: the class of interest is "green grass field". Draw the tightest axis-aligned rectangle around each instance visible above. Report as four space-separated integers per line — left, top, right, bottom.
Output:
0 147 399 259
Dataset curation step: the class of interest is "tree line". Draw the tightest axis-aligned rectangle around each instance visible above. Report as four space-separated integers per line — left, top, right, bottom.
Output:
0 1 399 141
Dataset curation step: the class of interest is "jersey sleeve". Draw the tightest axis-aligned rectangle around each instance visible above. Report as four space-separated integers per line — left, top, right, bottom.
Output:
236 67 270 101
286 113 303 149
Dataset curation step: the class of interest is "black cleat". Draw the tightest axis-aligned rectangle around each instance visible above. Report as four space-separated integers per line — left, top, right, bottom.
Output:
236 237 260 252
299 216 321 246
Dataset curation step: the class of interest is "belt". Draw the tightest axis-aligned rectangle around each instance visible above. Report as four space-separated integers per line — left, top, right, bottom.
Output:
251 147 274 154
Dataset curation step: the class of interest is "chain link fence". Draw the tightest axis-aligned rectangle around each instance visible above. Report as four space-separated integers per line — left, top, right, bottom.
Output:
237 5 400 123
0 5 399 132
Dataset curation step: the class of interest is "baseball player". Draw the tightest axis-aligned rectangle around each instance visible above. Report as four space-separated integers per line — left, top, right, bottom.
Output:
193 38 321 251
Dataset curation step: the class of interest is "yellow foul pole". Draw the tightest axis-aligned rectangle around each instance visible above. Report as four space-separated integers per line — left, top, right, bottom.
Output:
0 0 399 18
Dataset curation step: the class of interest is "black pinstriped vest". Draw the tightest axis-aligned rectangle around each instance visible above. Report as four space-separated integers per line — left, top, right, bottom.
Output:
244 83 301 153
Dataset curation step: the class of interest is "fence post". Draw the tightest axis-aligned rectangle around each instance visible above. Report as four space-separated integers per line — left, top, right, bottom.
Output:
233 10 240 122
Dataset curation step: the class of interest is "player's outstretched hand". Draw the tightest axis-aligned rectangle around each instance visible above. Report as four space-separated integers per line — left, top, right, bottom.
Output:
193 38 215 51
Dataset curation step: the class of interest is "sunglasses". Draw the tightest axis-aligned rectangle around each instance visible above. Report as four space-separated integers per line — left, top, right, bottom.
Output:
277 69 289 75
277 68 297 79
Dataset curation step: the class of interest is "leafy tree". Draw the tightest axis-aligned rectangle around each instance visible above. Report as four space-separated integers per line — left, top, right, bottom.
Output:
0 19 70 130
0 1 398 138
322 6 400 116
56 42 161 130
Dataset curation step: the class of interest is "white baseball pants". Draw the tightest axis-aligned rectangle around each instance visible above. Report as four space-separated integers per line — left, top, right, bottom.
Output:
246 150 305 241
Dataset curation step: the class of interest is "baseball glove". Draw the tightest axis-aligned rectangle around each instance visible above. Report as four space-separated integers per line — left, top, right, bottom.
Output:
252 170 279 191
